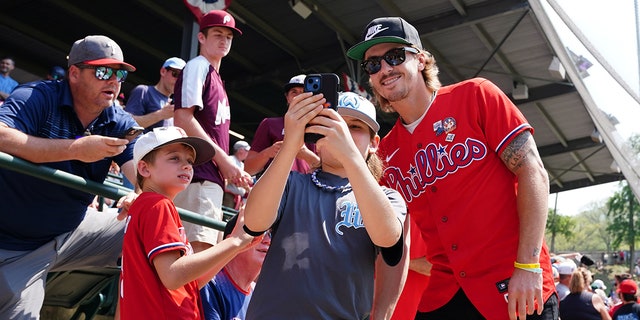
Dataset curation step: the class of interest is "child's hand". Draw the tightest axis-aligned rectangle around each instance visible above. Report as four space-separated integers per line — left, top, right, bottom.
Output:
283 92 325 147
116 191 139 220
309 108 361 163
230 207 265 249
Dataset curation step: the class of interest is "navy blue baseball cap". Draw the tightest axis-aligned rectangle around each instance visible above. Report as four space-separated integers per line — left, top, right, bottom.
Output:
347 17 423 60
49 66 66 80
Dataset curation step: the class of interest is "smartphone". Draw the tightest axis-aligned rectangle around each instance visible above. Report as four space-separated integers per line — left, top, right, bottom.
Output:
120 126 144 142
303 73 340 143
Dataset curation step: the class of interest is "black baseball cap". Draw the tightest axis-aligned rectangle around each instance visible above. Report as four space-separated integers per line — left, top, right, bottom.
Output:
347 17 423 60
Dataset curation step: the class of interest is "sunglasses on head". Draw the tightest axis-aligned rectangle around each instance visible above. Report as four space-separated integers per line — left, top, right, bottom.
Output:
361 47 420 75
165 67 181 78
76 65 128 83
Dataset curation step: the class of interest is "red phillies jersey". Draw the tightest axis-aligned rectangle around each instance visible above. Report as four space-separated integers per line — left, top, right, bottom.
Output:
391 218 429 319
120 192 202 320
379 78 555 320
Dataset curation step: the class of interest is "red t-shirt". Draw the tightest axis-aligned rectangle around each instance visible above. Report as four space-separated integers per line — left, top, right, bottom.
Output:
379 78 555 320
120 192 202 320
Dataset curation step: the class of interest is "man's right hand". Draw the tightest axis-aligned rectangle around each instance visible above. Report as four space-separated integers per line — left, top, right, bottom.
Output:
158 103 175 120
71 135 129 162
216 154 253 188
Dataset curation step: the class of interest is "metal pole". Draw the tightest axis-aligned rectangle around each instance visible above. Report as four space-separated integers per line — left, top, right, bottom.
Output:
0 151 226 231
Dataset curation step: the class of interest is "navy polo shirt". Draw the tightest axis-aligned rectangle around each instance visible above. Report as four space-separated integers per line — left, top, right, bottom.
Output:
0 80 138 250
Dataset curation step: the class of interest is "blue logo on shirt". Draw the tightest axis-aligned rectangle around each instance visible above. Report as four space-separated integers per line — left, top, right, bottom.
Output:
335 201 364 235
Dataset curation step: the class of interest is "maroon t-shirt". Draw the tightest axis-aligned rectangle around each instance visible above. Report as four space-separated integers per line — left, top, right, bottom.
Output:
251 116 315 175
174 55 230 187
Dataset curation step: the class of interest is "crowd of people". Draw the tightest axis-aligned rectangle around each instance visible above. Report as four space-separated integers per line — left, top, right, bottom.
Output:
550 254 640 319
1 8 638 320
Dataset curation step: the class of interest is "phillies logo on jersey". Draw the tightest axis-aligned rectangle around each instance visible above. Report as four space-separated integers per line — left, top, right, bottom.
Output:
384 138 487 202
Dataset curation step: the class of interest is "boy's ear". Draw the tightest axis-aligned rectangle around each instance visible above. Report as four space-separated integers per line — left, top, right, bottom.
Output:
137 161 152 178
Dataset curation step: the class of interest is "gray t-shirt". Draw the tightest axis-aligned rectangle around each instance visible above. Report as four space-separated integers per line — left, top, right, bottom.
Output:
246 171 406 319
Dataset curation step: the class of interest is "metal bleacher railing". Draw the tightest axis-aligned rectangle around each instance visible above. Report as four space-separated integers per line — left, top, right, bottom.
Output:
0 150 238 319
0 150 237 231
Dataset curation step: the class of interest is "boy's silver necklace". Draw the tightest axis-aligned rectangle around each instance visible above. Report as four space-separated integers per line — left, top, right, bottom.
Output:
311 169 352 193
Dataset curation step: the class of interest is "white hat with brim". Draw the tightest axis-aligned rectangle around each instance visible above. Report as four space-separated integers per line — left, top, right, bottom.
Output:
337 92 380 132
133 126 215 166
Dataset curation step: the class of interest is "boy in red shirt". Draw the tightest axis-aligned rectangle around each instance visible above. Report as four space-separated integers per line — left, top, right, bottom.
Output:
119 126 260 319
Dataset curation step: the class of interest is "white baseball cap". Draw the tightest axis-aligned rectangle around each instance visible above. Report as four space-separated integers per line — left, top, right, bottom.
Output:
284 74 306 92
337 92 380 132
233 140 250 151
556 260 577 275
162 57 186 70
133 126 215 166
592 279 607 290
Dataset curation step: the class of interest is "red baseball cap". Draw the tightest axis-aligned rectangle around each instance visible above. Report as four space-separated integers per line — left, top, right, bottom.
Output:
618 279 638 295
199 10 242 35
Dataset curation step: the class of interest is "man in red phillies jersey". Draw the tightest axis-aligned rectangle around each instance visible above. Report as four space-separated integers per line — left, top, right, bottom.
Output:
347 17 557 320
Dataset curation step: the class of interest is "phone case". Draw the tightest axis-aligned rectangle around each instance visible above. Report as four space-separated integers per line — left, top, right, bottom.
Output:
303 73 340 143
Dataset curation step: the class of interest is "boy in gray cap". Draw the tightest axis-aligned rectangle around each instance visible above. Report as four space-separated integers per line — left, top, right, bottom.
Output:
0 35 139 318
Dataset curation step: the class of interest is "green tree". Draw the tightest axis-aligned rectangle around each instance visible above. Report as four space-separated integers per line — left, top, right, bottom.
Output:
606 181 640 272
546 208 575 252
580 202 613 251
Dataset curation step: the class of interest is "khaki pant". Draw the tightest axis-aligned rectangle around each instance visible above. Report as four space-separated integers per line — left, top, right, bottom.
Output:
0 208 124 319
174 181 224 245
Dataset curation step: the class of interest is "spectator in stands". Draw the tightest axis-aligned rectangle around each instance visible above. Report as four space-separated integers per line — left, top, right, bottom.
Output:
173 10 252 253
0 56 18 100
612 279 640 319
223 140 251 210
125 57 186 132
200 214 270 320
0 35 139 319
244 74 320 177
119 126 259 319
557 259 577 300
559 267 611 320
46 65 66 80
243 92 408 319
592 279 612 308
609 273 634 317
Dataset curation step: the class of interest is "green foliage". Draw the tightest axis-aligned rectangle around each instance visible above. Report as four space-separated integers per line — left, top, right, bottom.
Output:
547 201 612 252
546 181 639 257
546 210 575 239
606 181 640 249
